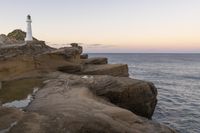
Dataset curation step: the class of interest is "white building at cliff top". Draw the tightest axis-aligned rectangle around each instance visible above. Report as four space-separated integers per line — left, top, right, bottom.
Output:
25 15 33 41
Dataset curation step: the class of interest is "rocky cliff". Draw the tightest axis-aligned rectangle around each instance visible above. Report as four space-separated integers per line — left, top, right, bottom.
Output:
0 31 177 133
7 29 38 41
0 29 38 47
0 34 20 45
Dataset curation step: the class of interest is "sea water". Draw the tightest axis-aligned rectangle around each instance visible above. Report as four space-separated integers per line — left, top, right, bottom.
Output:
89 53 200 133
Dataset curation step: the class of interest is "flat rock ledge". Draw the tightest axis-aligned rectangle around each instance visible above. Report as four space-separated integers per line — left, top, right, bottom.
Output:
81 64 129 77
82 57 108 65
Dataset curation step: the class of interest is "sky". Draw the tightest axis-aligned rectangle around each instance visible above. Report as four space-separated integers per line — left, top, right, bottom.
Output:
0 0 200 53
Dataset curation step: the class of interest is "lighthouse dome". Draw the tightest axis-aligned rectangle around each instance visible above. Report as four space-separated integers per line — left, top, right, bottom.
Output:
27 15 31 19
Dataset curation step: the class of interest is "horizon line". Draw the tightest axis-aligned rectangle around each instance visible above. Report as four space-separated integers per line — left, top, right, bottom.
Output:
86 52 200 54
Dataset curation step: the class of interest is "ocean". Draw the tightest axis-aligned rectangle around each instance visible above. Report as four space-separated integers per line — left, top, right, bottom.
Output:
88 53 200 133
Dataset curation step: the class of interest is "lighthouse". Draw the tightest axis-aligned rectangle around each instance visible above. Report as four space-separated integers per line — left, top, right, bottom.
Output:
25 15 33 41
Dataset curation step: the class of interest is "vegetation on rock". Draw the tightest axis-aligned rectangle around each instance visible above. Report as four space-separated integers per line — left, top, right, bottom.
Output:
7 29 37 41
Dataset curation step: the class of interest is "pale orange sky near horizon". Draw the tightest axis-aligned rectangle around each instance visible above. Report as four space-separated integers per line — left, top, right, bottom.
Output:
0 0 200 53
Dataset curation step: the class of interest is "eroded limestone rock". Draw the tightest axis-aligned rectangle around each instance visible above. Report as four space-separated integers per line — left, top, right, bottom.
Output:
0 42 82 81
81 64 129 77
82 57 108 65
80 54 88 59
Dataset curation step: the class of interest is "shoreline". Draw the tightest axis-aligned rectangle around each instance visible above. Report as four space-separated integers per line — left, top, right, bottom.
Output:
0 35 177 132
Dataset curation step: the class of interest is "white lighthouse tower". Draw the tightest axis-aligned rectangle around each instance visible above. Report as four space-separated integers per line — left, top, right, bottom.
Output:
25 15 33 41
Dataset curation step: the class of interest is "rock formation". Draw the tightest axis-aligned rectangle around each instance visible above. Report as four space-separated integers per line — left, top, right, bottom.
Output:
0 30 177 133
0 34 19 45
82 57 108 65
81 64 129 77
0 29 38 47
7 29 38 41
80 53 88 59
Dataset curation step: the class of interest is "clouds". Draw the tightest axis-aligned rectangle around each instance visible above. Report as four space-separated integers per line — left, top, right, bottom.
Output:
47 42 117 49
83 43 117 48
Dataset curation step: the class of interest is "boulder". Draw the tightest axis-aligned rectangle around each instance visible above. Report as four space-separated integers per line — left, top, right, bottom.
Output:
80 53 88 59
81 64 129 77
87 75 157 118
82 57 108 65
